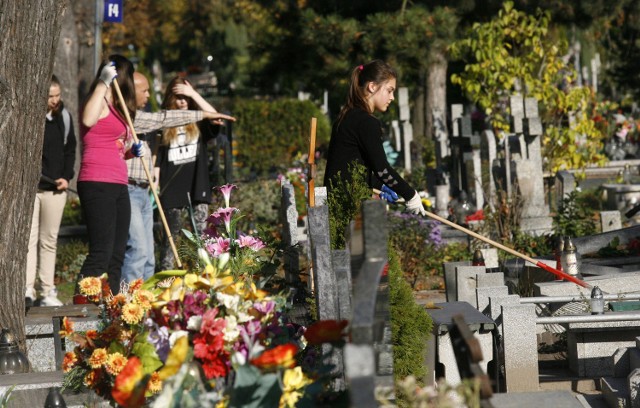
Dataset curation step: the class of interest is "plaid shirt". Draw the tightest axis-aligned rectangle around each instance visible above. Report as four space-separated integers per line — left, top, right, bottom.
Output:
127 110 204 184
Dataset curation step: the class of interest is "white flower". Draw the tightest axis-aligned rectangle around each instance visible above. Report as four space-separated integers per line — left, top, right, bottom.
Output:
223 315 240 342
187 315 202 331
216 292 240 312
231 351 246 366
169 330 189 347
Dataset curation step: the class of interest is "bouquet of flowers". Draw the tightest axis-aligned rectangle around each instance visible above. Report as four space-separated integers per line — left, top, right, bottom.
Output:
61 184 315 408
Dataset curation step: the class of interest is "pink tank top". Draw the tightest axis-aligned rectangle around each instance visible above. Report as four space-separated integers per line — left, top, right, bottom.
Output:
78 104 131 184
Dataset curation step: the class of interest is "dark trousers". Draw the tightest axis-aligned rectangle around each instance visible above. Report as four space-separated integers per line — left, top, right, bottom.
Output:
78 181 130 294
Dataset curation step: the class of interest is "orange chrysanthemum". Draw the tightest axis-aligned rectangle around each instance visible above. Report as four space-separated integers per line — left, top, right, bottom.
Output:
106 352 128 375
86 329 99 340
121 303 144 325
88 348 109 368
128 279 144 293
112 356 146 407
109 293 127 309
84 369 98 387
59 317 74 338
250 343 298 371
147 372 162 394
133 290 155 310
303 320 349 345
78 277 102 296
62 352 77 373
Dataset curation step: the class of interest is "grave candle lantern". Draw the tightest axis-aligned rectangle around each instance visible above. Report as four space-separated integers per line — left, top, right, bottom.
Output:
590 286 605 315
0 328 30 374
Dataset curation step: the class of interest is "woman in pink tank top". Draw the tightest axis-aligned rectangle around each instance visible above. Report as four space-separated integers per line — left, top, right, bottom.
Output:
76 54 142 296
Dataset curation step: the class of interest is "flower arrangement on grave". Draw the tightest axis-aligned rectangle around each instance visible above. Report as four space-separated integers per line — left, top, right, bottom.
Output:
277 153 310 218
60 184 319 408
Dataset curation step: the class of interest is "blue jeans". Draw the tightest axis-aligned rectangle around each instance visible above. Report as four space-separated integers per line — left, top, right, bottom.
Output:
121 185 155 283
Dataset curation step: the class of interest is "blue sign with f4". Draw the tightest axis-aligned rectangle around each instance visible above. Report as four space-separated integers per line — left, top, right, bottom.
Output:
104 0 123 23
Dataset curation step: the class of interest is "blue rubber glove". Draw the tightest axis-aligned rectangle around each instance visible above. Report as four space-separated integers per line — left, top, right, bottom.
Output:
131 141 144 157
379 185 399 204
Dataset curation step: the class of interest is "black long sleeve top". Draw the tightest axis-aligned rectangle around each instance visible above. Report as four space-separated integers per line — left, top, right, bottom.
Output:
323 108 415 201
39 107 76 191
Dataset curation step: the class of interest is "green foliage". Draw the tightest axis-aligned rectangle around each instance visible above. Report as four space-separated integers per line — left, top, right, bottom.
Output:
61 197 82 226
449 1 607 174
222 179 282 232
388 213 471 288
326 163 373 250
388 245 433 389
553 190 598 238
232 98 330 176
55 239 88 284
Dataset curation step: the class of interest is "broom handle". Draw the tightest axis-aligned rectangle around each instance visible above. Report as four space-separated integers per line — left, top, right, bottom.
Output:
308 117 317 208
372 188 591 289
112 80 183 268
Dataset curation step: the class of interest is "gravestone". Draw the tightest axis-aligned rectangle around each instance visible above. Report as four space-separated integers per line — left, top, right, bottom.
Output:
510 96 553 235
601 210 622 232
479 130 498 211
307 205 339 321
432 108 450 164
280 182 300 283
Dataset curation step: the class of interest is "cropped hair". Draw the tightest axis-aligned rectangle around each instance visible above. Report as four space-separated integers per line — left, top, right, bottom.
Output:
336 60 397 125
86 54 137 123
160 76 200 145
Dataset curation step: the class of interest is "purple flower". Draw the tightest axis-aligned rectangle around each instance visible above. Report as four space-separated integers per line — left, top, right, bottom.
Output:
183 290 208 319
253 300 275 316
217 184 237 208
206 236 231 258
236 234 265 251
240 320 263 338
146 319 170 362
208 207 238 234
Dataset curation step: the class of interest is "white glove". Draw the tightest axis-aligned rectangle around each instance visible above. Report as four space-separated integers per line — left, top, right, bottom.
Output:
406 191 426 216
99 62 118 87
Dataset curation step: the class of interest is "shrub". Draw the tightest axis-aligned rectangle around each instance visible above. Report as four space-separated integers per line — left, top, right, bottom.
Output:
326 163 372 250
61 197 82 226
389 244 433 390
55 239 88 284
553 190 598 238
232 98 331 176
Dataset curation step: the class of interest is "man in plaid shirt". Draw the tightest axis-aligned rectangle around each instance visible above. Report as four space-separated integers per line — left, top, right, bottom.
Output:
121 73 208 283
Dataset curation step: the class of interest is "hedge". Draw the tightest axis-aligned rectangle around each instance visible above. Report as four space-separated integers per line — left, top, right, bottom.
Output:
232 98 331 175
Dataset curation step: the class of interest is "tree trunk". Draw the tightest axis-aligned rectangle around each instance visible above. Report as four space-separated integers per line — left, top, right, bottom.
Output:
54 6 80 192
0 0 67 350
426 47 448 162
411 71 426 166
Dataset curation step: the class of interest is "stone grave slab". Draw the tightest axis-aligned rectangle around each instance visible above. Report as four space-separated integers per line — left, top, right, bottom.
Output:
443 261 471 302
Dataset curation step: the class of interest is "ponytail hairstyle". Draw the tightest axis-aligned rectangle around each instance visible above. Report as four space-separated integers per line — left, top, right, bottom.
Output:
160 76 200 145
336 59 397 125
49 74 62 116
86 54 137 123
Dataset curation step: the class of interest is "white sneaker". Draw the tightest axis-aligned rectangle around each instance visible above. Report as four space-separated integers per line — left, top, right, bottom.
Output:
40 289 63 307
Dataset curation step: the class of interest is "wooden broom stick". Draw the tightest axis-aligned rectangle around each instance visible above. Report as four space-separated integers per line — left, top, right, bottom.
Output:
373 188 591 289
307 117 317 208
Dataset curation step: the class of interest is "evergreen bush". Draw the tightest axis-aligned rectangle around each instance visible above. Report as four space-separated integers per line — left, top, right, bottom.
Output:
232 98 330 176
389 244 433 393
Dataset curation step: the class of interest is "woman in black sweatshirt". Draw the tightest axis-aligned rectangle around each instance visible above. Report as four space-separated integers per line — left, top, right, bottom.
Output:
323 60 426 216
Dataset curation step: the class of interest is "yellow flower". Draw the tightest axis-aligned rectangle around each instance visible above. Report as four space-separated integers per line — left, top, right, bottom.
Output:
155 277 185 305
122 303 144 325
78 277 101 296
133 289 155 310
128 278 144 293
279 367 312 408
147 372 162 394
106 352 128 375
158 335 189 380
88 348 109 368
